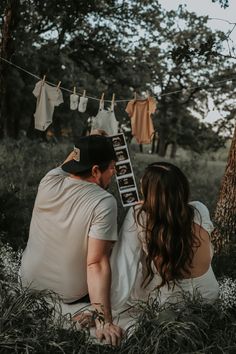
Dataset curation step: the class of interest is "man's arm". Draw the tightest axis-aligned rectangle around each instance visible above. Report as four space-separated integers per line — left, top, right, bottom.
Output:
87 237 123 346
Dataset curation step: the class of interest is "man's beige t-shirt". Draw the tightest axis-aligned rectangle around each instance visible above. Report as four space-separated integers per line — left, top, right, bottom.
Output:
20 167 118 303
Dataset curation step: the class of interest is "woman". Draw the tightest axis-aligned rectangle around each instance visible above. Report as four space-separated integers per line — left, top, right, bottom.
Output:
110 162 219 311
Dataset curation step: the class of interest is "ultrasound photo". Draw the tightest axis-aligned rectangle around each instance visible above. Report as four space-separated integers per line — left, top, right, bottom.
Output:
120 190 139 205
118 176 135 190
115 147 129 162
111 134 125 148
116 162 132 177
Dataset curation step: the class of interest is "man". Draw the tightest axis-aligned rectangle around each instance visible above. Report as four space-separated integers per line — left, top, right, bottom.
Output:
20 135 123 345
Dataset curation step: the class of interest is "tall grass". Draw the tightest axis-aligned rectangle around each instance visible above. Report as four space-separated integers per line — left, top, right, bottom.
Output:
0 138 71 249
1 243 236 353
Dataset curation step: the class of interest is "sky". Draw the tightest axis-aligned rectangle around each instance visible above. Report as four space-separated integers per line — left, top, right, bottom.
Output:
159 0 236 41
158 0 236 123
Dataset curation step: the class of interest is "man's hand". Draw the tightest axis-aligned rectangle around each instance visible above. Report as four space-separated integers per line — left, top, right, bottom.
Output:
95 322 124 346
62 150 77 165
72 312 95 328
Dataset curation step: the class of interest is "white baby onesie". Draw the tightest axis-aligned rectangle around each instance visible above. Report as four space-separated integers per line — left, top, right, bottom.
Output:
70 94 79 110
91 102 118 136
78 96 88 113
33 80 64 131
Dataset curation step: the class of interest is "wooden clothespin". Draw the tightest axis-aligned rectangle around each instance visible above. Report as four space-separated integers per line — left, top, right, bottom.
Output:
83 90 86 97
99 92 105 110
42 75 46 85
146 90 150 98
134 92 137 100
56 81 61 90
73 86 76 95
111 93 115 110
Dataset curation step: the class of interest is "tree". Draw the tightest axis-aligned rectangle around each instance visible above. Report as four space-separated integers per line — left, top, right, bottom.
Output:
130 5 230 156
0 0 234 153
0 0 137 138
0 0 20 138
211 119 236 252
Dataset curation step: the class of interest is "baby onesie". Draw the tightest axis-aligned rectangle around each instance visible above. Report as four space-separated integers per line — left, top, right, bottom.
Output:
33 80 64 131
70 94 79 110
91 102 118 136
125 97 156 144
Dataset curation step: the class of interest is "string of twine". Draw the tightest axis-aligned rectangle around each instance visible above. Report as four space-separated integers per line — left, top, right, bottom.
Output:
0 56 235 103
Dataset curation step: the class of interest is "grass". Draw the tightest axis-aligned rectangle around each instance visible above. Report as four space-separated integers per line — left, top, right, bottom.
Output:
0 137 236 353
1 242 236 353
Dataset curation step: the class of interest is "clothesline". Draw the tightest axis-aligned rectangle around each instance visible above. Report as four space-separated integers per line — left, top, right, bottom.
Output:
0 56 235 103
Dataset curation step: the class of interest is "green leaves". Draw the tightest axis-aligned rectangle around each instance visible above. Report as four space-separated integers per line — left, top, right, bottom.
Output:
212 0 229 9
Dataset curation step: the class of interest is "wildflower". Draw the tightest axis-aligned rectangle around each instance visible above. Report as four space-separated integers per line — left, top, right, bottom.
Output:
219 277 236 311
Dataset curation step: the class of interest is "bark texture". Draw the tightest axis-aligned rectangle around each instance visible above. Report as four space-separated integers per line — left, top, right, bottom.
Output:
212 124 236 252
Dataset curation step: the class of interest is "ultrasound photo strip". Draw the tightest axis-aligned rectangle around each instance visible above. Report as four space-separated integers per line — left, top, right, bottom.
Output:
110 133 140 207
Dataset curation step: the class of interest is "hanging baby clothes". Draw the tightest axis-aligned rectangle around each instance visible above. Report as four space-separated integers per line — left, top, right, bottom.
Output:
91 100 118 136
125 96 156 144
78 96 88 113
70 94 79 110
33 80 64 131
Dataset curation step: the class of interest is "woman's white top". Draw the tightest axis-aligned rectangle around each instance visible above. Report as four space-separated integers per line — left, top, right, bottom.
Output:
110 201 219 311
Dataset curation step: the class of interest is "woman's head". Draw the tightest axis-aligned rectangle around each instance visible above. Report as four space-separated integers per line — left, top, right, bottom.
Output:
137 162 197 289
141 162 190 221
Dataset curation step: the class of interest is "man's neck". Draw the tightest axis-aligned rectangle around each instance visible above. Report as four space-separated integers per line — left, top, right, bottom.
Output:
69 174 98 185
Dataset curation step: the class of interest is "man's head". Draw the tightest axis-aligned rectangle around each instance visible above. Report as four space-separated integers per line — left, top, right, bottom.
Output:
62 135 117 189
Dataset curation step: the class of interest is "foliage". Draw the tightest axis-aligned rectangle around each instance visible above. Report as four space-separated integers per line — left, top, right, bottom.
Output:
219 277 236 311
0 137 70 249
0 0 233 157
0 282 89 353
212 0 229 8
123 295 236 353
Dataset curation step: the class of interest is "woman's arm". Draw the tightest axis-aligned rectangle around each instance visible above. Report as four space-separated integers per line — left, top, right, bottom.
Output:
110 207 143 310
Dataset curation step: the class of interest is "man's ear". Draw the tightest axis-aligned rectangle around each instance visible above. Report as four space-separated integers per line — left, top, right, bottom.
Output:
91 165 100 178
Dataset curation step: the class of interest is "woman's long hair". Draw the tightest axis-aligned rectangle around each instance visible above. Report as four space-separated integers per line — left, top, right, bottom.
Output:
137 162 199 289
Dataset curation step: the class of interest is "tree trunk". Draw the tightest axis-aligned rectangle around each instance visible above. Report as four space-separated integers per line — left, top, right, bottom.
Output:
211 124 236 252
151 131 157 154
156 132 167 157
0 0 20 138
170 141 177 158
